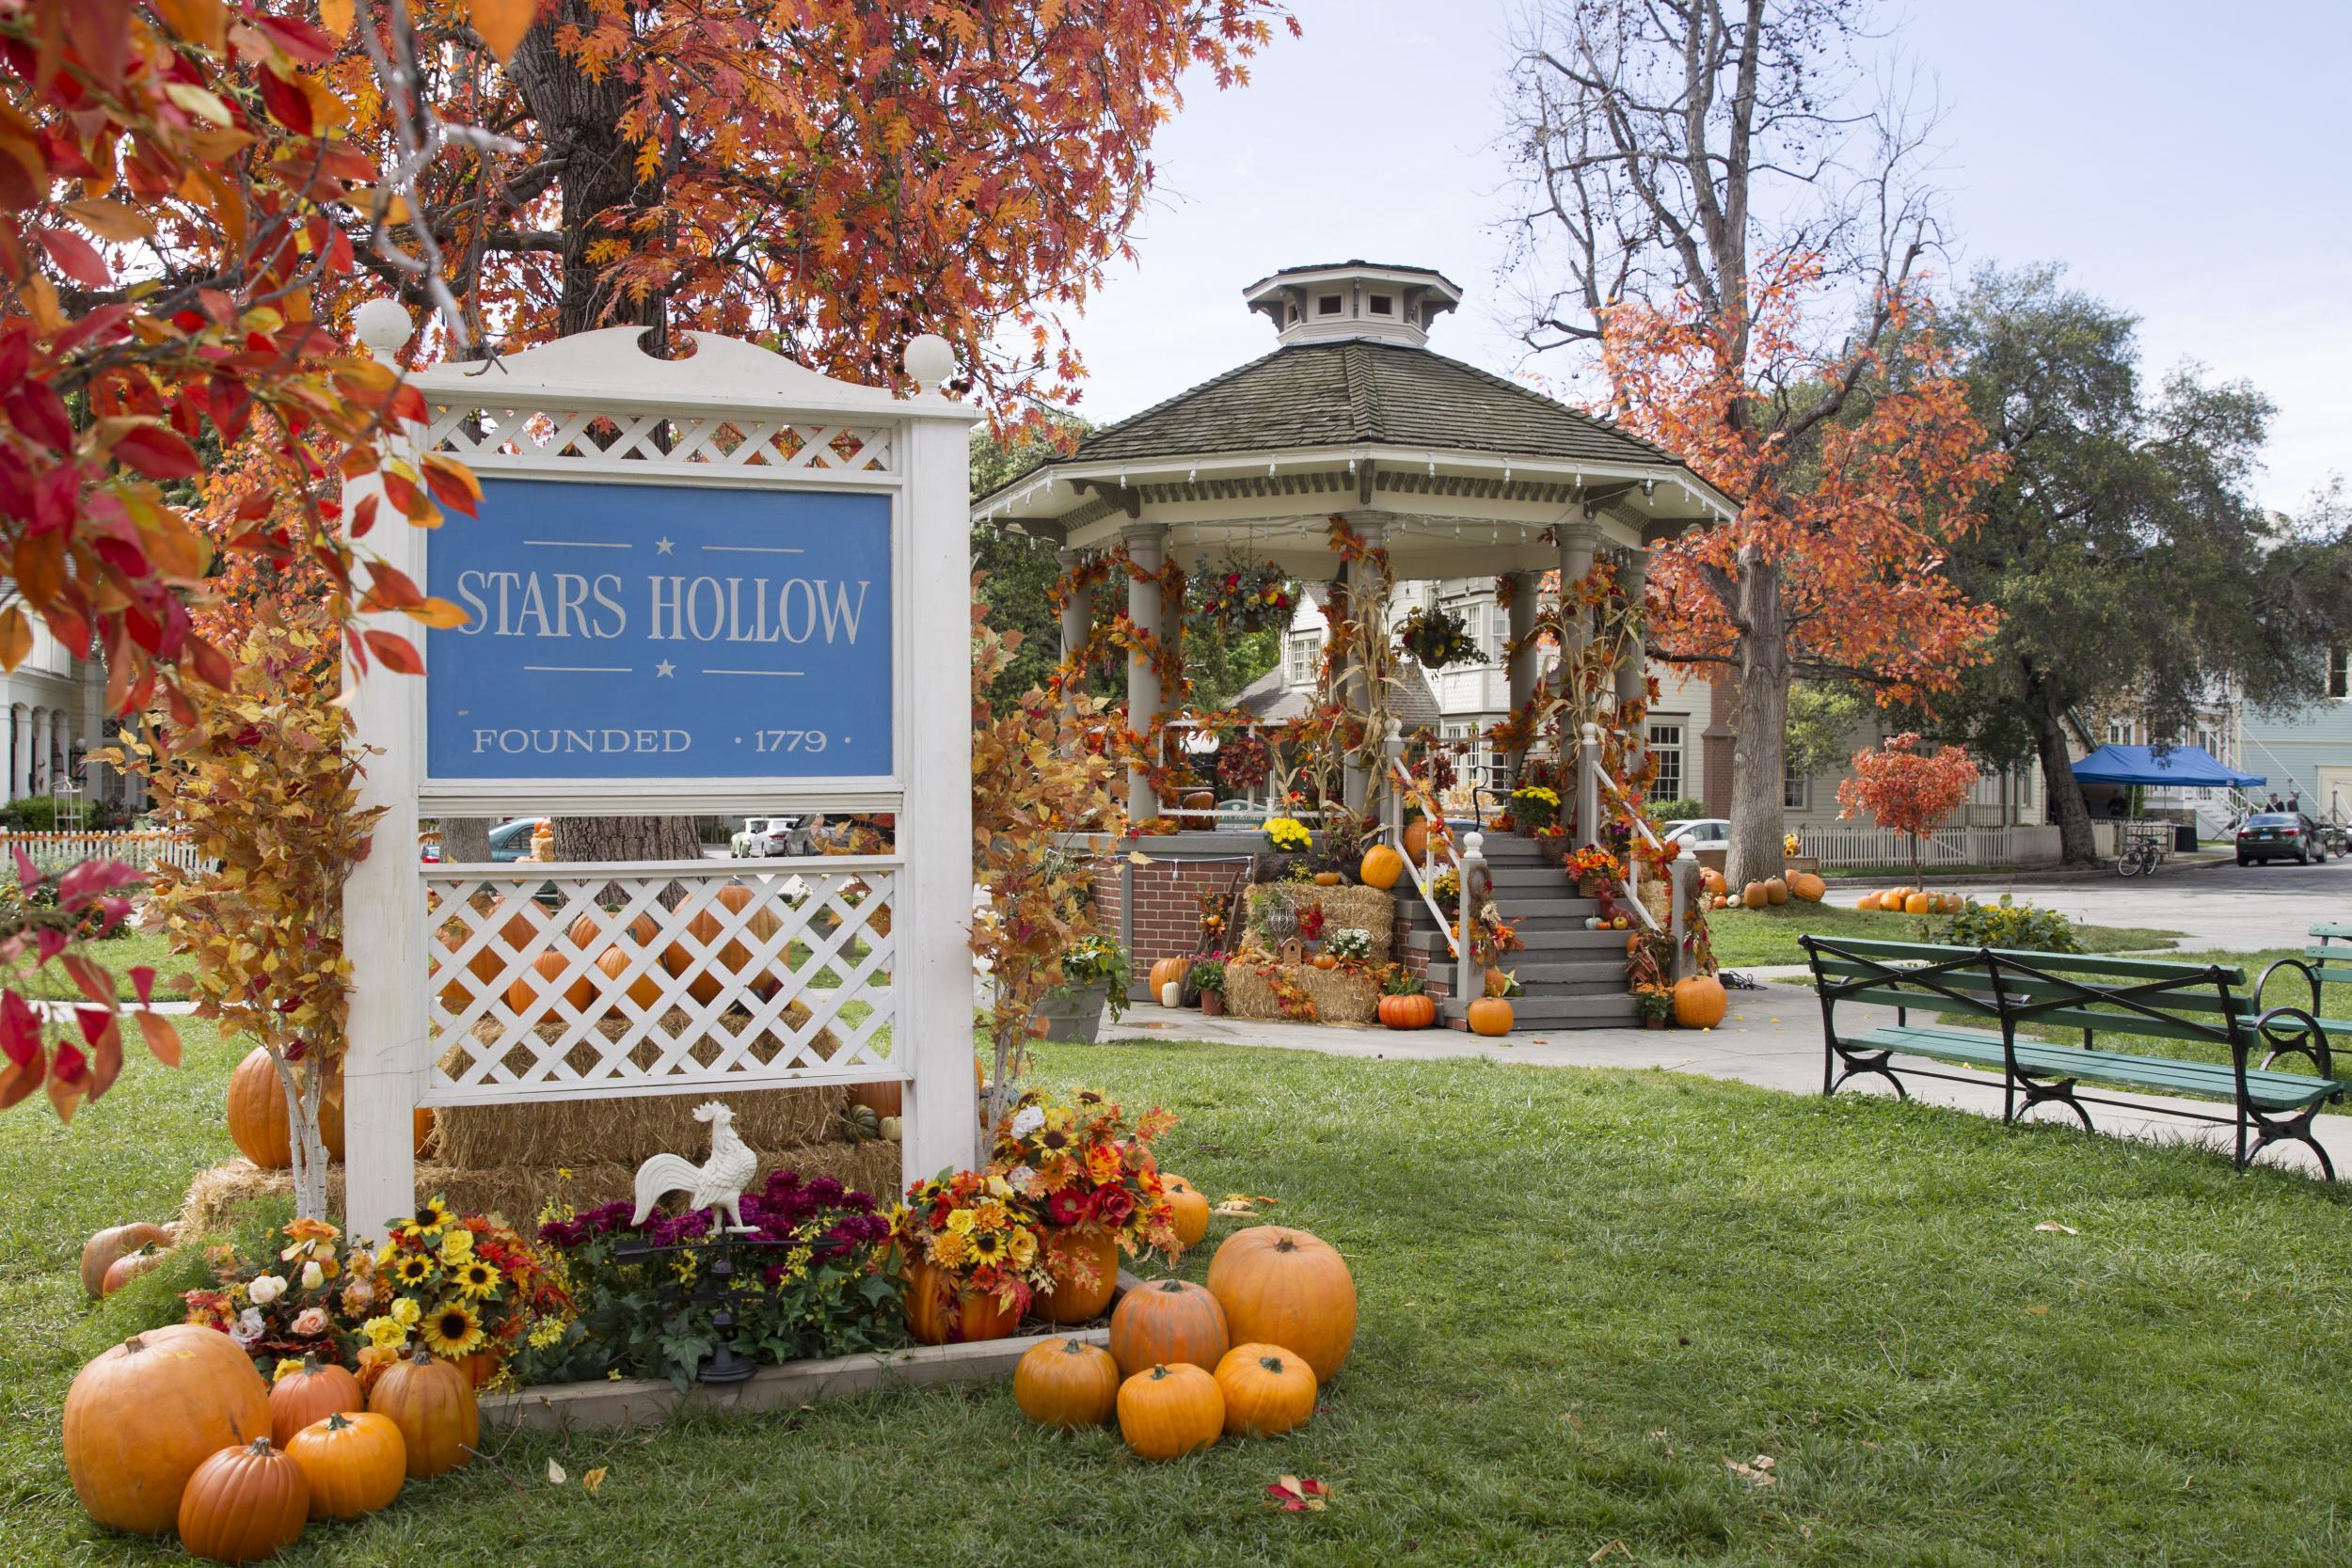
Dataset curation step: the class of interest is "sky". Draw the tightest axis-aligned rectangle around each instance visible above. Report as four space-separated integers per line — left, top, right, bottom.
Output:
1052 0 2350 513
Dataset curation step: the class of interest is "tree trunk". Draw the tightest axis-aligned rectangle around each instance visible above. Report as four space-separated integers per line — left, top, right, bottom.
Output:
550 816 704 863
1724 558 1791 887
2027 683 2100 866
437 818 491 863
274 1053 329 1224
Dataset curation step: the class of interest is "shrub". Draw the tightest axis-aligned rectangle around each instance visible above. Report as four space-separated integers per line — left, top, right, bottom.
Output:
1941 895 2083 955
1649 798 1709 821
1190 957 1226 994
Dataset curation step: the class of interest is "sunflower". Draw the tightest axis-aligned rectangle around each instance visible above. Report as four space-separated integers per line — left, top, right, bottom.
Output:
420 1300 485 1357
452 1259 502 1299
404 1196 454 1238
390 1253 435 1288
967 1228 1005 1262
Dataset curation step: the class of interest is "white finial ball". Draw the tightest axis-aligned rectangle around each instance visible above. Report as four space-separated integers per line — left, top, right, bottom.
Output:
902 332 956 391
354 298 414 360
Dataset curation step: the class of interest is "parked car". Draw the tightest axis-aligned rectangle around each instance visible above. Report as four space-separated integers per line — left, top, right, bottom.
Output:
2235 812 2329 865
1663 817 1732 854
730 816 810 857
486 817 540 863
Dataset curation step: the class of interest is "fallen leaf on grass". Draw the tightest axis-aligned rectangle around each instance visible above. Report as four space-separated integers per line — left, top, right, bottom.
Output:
1588 1541 1634 1564
545 1458 567 1485
582 1467 608 1497
2022 1304 2049 1316
1265 1475 1329 1512
1216 1194 1279 1215
1724 1455 1777 1487
2034 1221 2078 1235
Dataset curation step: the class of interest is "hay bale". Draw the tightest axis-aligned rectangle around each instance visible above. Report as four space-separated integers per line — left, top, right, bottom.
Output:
179 1140 905 1240
1222 960 1376 1025
435 1000 851 1170
1243 884 1391 964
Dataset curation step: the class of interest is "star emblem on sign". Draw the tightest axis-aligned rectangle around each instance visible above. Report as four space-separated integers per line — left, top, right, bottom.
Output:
655 536 675 554
655 659 676 677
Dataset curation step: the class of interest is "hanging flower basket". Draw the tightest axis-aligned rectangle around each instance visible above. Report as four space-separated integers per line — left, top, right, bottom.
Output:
1184 556 1295 638
1396 605 1486 669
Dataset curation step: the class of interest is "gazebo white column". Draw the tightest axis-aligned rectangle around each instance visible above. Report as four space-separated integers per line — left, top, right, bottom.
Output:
1503 569 1541 788
1057 546 1090 724
6 705 24 800
1613 547 1650 788
1342 515 1387 814
1122 522 1167 822
1554 522 1603 827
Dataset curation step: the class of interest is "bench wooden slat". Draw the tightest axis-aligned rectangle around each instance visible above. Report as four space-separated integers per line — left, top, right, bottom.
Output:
1845 1023 2339 1111
1811 960 2255 1017
1803 937 2249 987
2306 924 2352 940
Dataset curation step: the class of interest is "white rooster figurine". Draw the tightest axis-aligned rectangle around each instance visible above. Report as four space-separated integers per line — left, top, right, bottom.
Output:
630 1101 759 1232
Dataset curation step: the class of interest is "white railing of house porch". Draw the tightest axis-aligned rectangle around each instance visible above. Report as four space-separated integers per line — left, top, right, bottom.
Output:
421 857 897 1107
0 829 210 877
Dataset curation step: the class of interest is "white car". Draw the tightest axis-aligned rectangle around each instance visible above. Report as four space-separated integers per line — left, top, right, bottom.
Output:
1663 817 1731 853
729 816 804 857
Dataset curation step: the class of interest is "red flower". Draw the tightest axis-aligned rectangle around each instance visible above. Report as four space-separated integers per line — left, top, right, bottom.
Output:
1046 1190 1089 1227
1092 1187 1136 1229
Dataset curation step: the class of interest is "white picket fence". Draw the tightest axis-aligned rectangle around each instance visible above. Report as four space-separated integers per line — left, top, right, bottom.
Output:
1794 822 2122 869
0 829 210 878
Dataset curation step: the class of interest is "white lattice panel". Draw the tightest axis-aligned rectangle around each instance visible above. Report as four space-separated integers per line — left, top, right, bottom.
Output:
424 405 895 474
420 858 900 1106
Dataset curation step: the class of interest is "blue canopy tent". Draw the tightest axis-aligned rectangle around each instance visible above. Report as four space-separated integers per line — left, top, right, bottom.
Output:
2068 745 2265 790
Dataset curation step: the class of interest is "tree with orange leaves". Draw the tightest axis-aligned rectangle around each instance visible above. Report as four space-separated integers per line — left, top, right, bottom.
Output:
1836 733 1980 892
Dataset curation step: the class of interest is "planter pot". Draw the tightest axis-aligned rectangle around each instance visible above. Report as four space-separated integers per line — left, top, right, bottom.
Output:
1644 1016 1666 1031
1576 876 1607 898
1032 1226 1119 1324
1033 980 1110 1044
902 1257 1021 1345
1200 991 1226 1017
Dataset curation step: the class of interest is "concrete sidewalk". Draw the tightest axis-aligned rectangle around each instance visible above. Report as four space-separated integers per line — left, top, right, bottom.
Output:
1102 985 2349 1180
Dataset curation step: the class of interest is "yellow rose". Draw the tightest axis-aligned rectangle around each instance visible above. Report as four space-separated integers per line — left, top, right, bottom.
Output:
1006 1228 1037 1268
438 1229 475 1264
390 1296 421 1328
945 1209 977 1236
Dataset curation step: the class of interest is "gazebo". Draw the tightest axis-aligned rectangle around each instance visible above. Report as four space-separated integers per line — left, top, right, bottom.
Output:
973 262 1734 1026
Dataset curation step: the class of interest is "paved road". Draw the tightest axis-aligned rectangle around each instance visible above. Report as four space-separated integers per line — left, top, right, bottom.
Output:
1848 858 2352 952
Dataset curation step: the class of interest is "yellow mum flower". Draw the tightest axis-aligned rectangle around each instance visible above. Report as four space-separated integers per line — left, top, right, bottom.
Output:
929 1231 970 1268
390 1296 422 1328
945 1209 977 1236
420 1300 486 1358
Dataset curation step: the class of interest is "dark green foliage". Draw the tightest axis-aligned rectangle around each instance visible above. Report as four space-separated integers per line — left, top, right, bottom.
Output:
1939 894 2086 954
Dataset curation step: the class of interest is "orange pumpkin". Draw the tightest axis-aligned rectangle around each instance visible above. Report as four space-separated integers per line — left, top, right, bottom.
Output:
176 1437 308 1565
1117 1363 1225 1461
848 1079 903 1118
63 1326 272 1535
662 882 785 1006
506 950 594 1016
1402 817 1430 860
1206 1227 1358 1384
81 1221 175 1300
1902 892 1934 915
1182 789 1217 813
1147 957 1191 998
1855 892 1883 911
1466 997 1514 1036
1310 870 1341 887
1108 1278 1231 1377
284 1411 405 1522
437 899 540 1012
595 944 668 1011
1012 1337 1121 1429
1033 1226 1120 1324
1788 871 1827 902
1698 866 1726 895
1159 1175 1211 1252
1764 877 1789 906
100 1242 169 1297
366 1350 477 1479
1378 992 1437 1030
568 910 660 951
1311 953 1337 970
1741 880 1770 910
1672 974 1727 1029
901 1256 1021 1346
268 1355 364 1450
1359 845 1405 890
227 1049 294 1170
1215 1343 1318 1437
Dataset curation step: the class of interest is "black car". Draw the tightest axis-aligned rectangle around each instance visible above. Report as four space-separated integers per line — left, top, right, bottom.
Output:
2236 812 2328 865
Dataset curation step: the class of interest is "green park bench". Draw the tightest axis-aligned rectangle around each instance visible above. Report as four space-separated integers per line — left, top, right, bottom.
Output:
1799 935 2347 1180
2256 926 2352 1055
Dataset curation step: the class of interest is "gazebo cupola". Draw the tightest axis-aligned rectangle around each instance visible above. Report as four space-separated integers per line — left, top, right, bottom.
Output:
974 261 1735 822
1243 261 1462 348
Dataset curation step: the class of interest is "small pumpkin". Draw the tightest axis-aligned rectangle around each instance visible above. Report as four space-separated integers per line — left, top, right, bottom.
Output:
1466 997 1514 1037
1033 1224 1120 1324
1311 952 1337 970
1741 880 1770 910
100 1242 170 1297
1312 870 1343 887
226 1048 294 1170
269 1354 364 1449
1159 1175 1211 1252
848 1079 903 1118
1117 1363 1225 1461
506 949 594 1017
1147 957 1190 999
1012 1337 1121 1429
1763 876 1789 906
1402 817 1430 861
1902 892 1934 915
1108 1278 1231 1377
81 1221 176 1300
1359 844 1404 890
1206 1227 1358 1384
284 1411 405 1522
595 944 668 1011
902 1256 1020 1346
1377 992 1437 1030
1672 974 1727 1029
1215 1343 1318 1437
1855 892 1882 911
176 1437 308 1565
64 1325 271 1535
366 1349 477 1479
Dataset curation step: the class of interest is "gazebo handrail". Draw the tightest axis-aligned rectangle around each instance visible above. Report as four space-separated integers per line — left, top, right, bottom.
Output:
1386 753 1464 966
1587 731 1663 936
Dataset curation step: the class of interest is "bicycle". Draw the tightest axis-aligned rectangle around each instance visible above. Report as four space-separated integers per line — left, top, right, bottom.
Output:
2115 828 2165 879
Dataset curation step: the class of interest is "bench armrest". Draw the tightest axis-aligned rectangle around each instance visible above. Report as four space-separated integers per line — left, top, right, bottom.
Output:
2250 1004 2338 1090
2255 955 2320 1017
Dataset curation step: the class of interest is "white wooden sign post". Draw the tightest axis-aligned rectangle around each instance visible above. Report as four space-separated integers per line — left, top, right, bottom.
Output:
339 304 977 1244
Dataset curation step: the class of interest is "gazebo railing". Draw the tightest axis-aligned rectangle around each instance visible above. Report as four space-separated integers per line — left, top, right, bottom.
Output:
1581 721 1699 979
1383 728 1485 1002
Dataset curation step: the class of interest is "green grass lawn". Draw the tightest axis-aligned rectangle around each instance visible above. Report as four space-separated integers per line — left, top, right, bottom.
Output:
7 1027 2352 1565
10 926 193 1004
1708 902 2182 969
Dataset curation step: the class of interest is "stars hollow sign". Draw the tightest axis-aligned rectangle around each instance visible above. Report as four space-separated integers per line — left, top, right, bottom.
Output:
425 477 894 779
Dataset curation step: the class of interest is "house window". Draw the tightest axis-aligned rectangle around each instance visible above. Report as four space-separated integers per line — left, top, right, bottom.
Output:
2106 717 2138 746
1316 294 1343 316
1784 756 1808 811
1369 294 1394 316
1285 632 1320 687
1648 722 1685 801
1442 721 1494 788
2330 647 2350 699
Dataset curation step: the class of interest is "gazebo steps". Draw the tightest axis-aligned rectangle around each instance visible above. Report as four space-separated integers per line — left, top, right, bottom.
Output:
1400 927 1630 958
1504 959 1632 987
1443 993 1643 1029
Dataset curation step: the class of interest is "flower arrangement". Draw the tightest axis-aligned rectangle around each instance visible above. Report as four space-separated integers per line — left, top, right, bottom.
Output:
1565 845 1624 888
1510 783 1561 820
1190 956 1227 994
358 1199 574 1380
1263 816 1311 854
1429 867 1461 920
1377 964 1423 996
893 1168 1054 1317
1186 556 1295 636
1487 811 1518 834
183 1217 382 1371
1056 933 1131 1022
1532 822 1566 841
1198 883 1230 942
1471 909 1523 969
990 1089 1178 1264
1783 832 1803 857
1216 729 1271 795
530 1170 895 1390
1634 988 1674 1024
1325 927 1373 962
1395 604 1486 669
1295 903 1327 943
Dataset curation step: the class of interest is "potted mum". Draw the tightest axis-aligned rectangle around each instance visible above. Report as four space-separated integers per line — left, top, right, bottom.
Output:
1193 956 1228 1017
991 1088 1178 1323
1635 988 1674 1030
891 1169 1054 1344
1509 783 1561 832
1034 933 1129 1044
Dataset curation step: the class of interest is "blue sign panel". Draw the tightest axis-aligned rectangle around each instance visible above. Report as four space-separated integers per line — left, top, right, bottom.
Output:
426 477 893 779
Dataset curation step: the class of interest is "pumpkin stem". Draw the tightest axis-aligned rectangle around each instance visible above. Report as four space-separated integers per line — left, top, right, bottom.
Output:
1149 1364 1174 1380
246 1436 277 1455
324 1412 355 1433
1260 1354 1285 1373
1275 1237 1298 1253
